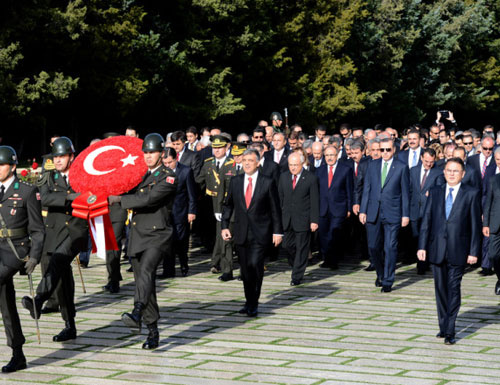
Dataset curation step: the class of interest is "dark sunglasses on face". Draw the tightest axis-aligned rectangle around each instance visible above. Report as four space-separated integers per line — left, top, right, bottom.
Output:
483 147 494 151
463 141 473 145
380 148 393 152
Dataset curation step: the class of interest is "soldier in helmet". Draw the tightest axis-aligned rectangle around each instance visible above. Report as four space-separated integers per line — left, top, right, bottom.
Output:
0 146 44 372
108 133 178 350
22 137 89 343
270 112 283 133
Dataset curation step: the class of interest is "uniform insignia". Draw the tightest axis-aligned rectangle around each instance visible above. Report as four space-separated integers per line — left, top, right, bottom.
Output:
13 182 19 190
44 158 55 170
205 157 214 162
54 173 59 180
13 194 19 197
154 171 160 177
10 209 16 216
36 192 41 200
166 176 175 184
8 197 22 201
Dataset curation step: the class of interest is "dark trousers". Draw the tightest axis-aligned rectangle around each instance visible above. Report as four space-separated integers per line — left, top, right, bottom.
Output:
366 218 400 287
236 229 266 309
106 220 125 283
36 237 76 321
432 260 465 336
0 257 25 349
40 252 59 309
411 219 429 271
163 222 189 274
284 229 310 282
212 220 233 274
131 247 163 325
488 231 500 279
481 235 492 269
350 215 368 259
318 216 343 266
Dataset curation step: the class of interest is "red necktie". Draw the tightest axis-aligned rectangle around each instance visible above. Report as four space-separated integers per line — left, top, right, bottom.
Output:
328 166 333 188
176 153 180 161
245 177 253 209
355 162 358 177
292 175 297 190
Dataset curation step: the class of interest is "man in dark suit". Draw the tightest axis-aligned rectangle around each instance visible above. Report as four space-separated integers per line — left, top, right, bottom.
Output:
359 137 410 292
22 137 88 343
309 142 325 170
170 131 202 179
316 146 353 269
418 158 481 345
160 147 197 278
397 129 422 169
278 152 319 285
264 132 290 174
221 149 283 317
451 147 482 190
409 148 443 274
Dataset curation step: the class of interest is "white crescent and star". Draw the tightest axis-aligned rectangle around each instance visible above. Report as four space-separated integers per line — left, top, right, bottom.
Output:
83 146 139 176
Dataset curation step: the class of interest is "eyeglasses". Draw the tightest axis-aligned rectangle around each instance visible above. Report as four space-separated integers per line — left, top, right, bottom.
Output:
380 148 393 152
463 142 473 145
483 147 494 151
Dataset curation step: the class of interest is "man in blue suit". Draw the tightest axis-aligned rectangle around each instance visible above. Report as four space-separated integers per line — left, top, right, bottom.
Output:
359 137 410 292
160 148 197 278
418 158 481 345
316 146 353 269
397 129 422 169
409 148 443 274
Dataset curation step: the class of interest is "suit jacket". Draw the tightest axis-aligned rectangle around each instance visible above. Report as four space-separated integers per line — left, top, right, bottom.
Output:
171 163 197 226
397 148 422 168
259 158 280 181
278 170 319 232
0 176 45 268
121 166 178 256
419 184 481 265
352 157 371 206
179 148 202 179
360 158 410 224
483 174 500 233
308 155 325 171
264 147 290 173
316 162 353 226
437 162 481 191
409 165 443 221
39 171 88 254
221 173 283 246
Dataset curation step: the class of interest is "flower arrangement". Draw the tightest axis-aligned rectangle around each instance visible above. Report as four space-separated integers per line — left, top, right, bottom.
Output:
18 160 40 184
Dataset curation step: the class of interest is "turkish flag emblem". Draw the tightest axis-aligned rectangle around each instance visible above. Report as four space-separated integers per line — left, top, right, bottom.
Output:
69 136 147 196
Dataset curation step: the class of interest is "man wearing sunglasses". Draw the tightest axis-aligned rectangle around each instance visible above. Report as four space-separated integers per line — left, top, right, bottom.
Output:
462 134 476 157
359 138 410 293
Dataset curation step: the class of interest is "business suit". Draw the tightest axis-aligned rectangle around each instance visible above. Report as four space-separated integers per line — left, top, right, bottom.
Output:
483 173 500 280
264 147 290 174
178 148 202 179
467 153 495 180
360 158 410 289
222 172 282 311
260 158 280 181
397 148 422 168
278 170 319 282
479 163 497 271
163 163 197 276
419 183 481 338
308 156 325 172
316 162 353 267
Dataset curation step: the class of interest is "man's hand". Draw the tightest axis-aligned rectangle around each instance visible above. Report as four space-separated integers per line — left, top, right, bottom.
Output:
467 256 478 265
436 111 442 121
24 257 37 275
417 250 426 261
221 229 232 241
214 213 222 221
346 212 351 218
483 226 490 237
273 234 283 247
108 195 121 205
66 193 80 201
188 214 196 223
310 223 318 232
447 111 455 122
401 217 410 227
359 213 366 225
352 204 360 215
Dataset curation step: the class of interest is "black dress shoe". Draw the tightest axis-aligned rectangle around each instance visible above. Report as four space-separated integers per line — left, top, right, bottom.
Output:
290 280 301 286
1 355 26 373
41 306 59 314
103 281 120 293
218 273 234 281
53 320 77 342
142 323 159 350
121 302 144 333
237 275 242 281
495 281 500 295
444 335 456 345
479 268 494 276
375 279 382 287
238 305 249 314
181 266 189 277
22 296 42 320
381 286 392 293
364 263 375 271
247 307 258 317
436 332 445 338
319 262 331 268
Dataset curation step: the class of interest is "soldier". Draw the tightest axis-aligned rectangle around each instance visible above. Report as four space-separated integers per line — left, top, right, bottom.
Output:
196 135 234 279
22 137 89 342
0 146 44 372
270 112 283 133
108 133 177 350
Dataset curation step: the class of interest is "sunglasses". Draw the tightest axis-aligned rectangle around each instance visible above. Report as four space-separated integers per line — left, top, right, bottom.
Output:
463 142 473 145
380 148 393 152
483 147 494 151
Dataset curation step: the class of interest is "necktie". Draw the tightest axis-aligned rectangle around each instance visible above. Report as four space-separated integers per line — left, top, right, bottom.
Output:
412 150 417 168
328 166 333 188
245 177 253 209
0 185 4 201
176 153 180 161
445 187 454 219
381 162 388 187
355 162 358 177
275 151 281 164
482 158 488 178
316 159 320 168
292 175 297 190
63 175 68 186
420 169 428 190
216 161 220 171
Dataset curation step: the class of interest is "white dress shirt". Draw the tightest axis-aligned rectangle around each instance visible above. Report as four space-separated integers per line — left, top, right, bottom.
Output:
0 175 15 192
244 171 258 197
445 183 461 204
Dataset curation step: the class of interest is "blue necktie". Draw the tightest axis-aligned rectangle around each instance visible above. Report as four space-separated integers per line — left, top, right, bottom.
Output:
445 187 454 220
412 150 417 168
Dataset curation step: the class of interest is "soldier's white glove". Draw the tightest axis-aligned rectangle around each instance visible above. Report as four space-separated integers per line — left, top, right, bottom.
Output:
214 213 222 221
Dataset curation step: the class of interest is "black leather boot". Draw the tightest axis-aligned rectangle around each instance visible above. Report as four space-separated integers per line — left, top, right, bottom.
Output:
2 347 26 373
142 322 159 350
53 319 77 342
121 302 144 333
21 296 43 320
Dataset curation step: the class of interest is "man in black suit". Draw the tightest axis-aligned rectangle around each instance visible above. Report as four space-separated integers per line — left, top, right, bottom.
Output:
264 132 290 173
160 147 197 278
451 147 481 190
221 149 283 317
170 131 202 179
418 158 481 345
309 142 325 171
250 142 279 181
278 152 319 285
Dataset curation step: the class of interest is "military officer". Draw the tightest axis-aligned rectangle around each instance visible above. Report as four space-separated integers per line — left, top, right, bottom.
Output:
196 135 234 278
0 146 44 372
22 137 88 342
108 133 177 350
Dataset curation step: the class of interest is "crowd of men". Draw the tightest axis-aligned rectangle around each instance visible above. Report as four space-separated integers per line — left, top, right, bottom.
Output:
1 110 500 372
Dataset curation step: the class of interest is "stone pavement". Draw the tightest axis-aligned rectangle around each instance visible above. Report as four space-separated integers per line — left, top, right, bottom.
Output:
2 249 500 385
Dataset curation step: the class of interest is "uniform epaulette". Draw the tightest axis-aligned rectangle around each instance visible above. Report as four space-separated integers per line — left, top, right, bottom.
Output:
205 157 214 162
20 181 33 187
36 172 50 187
224 159 235 166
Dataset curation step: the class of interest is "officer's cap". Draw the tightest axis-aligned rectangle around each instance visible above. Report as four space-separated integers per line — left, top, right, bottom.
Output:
211 135 228 148
231 142 247 156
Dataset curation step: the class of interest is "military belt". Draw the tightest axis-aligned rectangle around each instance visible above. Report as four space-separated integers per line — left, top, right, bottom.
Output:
0 227 28 239
206 189 218 197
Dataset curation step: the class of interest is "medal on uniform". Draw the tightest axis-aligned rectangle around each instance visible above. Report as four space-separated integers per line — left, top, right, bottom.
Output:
10 209 16 216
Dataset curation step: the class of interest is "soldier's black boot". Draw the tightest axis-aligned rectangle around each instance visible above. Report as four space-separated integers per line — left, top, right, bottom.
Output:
21 295 43 320
142 322 159 350
53 318 77 342
121 302 145 333
2 347 27 373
